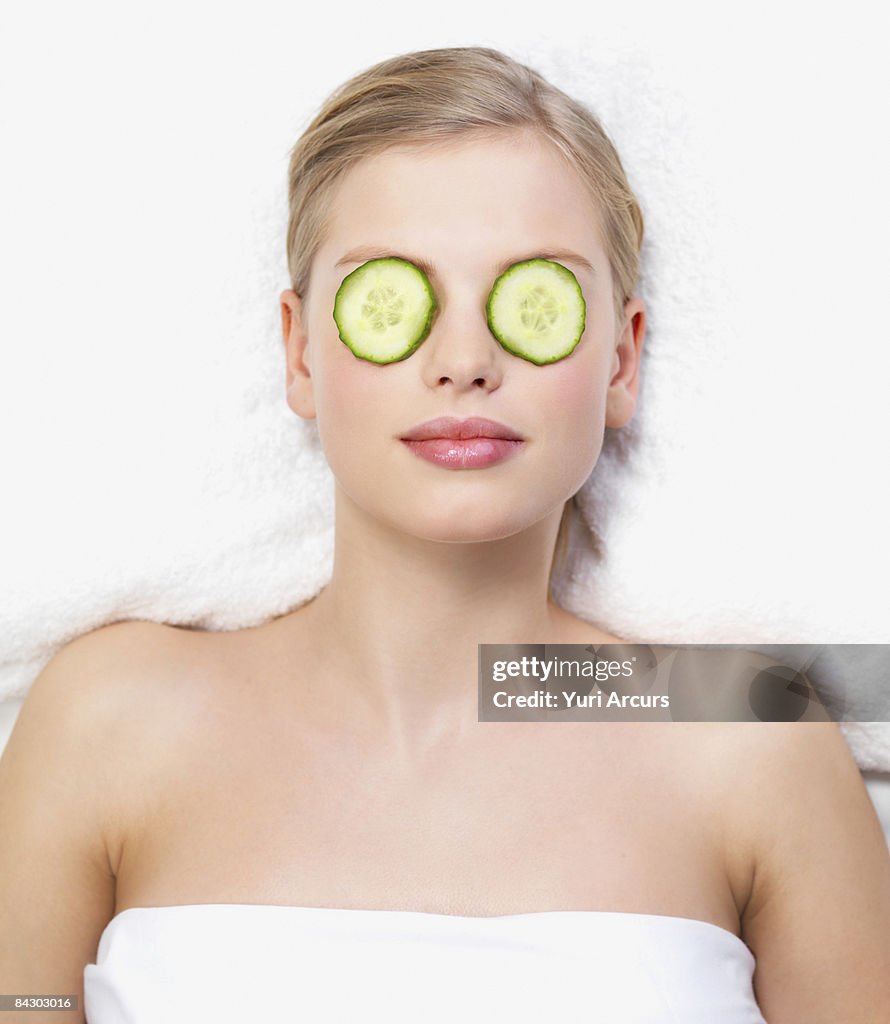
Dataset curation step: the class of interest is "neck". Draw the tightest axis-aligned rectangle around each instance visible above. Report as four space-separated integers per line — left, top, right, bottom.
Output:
300 483 569 749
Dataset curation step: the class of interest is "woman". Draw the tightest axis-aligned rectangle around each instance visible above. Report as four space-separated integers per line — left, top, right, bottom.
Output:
2 47 889 1023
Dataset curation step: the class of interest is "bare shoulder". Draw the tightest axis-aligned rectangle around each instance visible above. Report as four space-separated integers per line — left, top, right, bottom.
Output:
6 619 192 756
13 621 191 793
17 620 213 749
6 620 228 864
722 722 890 1021
0 619 207 1018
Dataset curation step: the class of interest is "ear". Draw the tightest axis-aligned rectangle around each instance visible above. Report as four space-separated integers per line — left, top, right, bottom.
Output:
280 289 316 420
604 296 646 429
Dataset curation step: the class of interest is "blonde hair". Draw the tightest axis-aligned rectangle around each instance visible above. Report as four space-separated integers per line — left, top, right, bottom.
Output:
284 46 644 593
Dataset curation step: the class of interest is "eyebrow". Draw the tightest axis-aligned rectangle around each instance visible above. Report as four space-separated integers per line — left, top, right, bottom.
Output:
334 246 596 277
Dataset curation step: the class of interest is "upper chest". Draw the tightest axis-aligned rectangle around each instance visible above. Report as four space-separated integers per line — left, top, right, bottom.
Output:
112 659 743 925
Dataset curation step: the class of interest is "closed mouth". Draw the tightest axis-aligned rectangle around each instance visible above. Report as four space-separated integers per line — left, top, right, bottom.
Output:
400 416 524 442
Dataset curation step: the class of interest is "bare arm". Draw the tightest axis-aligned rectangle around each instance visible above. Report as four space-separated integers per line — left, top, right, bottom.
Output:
733 722 890 1022
0 622 169 1023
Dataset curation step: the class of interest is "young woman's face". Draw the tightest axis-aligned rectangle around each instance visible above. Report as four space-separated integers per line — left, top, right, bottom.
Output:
283 129 644 543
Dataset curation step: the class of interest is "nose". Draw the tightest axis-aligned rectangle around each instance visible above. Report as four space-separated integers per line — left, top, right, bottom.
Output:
417 295 506 392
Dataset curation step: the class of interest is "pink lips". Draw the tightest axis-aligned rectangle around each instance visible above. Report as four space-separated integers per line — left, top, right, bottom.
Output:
400 416 525 469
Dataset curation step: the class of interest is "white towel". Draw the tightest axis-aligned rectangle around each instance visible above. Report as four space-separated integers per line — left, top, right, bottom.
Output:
2 4 887 769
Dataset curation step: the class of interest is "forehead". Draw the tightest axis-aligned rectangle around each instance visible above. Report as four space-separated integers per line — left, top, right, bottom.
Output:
318 130 609 274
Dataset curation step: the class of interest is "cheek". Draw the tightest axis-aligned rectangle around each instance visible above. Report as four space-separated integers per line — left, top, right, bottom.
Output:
315 356 376 446
540 352 608 452
311 337 407 483
524 345 611 499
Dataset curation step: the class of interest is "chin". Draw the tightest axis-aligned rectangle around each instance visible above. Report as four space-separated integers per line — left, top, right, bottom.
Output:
389 502 542 545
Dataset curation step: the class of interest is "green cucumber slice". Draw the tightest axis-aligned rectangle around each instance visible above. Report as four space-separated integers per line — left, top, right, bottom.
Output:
333 257 437 364
486 258 586 365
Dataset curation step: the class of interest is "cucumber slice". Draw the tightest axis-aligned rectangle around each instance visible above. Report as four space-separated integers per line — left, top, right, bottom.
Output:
486 259 586 365
333 257 437 364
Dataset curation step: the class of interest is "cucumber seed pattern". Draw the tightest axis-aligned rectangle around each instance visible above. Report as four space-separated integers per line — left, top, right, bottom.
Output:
519 284 561 334
362 285 405 331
